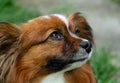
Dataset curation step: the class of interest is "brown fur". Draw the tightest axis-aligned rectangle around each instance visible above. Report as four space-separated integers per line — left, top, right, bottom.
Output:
64 62 96 83
0 12 96 83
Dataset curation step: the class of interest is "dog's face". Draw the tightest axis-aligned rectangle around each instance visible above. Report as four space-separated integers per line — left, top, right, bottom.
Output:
0 13 93 83
13 12 93 81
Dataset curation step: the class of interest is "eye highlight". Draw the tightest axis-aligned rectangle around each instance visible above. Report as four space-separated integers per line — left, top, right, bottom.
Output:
49 31 64 41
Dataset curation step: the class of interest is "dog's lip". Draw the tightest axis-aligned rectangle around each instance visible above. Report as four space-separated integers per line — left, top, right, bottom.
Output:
68 57 88 63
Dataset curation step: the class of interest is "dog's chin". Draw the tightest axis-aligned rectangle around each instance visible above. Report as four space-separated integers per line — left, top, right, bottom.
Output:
62 49 93 72
45 49 93 73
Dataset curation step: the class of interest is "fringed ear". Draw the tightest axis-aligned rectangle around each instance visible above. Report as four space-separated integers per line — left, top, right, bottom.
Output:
68 12 87 23
68 12 94 44
0 22 21 55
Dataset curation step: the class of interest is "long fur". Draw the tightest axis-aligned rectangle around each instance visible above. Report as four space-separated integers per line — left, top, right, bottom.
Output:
0 22 21 82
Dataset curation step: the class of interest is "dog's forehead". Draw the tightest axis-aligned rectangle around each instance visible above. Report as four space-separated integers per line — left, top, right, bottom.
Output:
26 14 84 39
52 14 69 28
28 14 68 27
28 14 69 27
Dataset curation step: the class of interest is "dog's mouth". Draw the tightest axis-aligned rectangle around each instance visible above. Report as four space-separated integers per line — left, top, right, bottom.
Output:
68 56 88 63
45 52 90 72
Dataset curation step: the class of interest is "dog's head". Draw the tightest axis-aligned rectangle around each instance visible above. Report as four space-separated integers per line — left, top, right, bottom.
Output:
0 12 94 82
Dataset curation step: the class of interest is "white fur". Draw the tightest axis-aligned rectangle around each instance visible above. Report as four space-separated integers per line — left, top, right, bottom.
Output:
41 16 50 19
41 72 64 83
28 19 34 23
28 15 50 23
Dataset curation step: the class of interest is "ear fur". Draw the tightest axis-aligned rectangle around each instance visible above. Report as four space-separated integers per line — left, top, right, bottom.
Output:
68 12 94 44
0 22 21 55
68 12 87 23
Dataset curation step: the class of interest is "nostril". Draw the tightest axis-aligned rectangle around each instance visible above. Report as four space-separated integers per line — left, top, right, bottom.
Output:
80 41 89 49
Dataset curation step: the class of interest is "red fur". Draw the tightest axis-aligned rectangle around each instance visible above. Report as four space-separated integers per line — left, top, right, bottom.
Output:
64 62 96 83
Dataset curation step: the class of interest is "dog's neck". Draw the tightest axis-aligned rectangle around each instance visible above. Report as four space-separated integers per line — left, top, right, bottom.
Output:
41 60 88 83
41 71 64 83
39 62 96 83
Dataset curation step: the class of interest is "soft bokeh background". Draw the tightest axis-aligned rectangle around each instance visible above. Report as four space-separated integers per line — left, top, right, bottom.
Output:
0 0 120 83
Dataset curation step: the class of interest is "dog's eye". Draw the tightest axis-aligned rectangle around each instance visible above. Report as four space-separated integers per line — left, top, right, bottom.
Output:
49 31 64 40
75 28 80 37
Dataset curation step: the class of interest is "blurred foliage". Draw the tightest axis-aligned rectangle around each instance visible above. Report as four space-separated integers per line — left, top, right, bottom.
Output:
0 0 41 23
49 4 74 16
110 0 120 5
91 48 118 83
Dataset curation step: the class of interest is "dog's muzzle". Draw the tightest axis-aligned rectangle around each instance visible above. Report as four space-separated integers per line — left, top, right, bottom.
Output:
70 40 92 63
45 40 92 72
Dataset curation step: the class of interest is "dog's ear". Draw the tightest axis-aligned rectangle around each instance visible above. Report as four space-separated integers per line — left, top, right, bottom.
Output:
0 22 21 55
68 12 87 24
68 12 94 44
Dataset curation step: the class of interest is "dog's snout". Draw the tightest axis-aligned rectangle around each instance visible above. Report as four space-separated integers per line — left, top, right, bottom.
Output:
80 41 91 53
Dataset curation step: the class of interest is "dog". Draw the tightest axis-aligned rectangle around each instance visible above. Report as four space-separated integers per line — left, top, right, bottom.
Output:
0 12 96 83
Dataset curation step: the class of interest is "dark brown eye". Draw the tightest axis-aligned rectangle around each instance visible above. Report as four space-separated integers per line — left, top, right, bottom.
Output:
75 28 80 37
49 31 64 41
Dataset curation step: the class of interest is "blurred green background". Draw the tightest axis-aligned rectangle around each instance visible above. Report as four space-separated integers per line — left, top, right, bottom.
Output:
0 0 40 23
0 0 120 83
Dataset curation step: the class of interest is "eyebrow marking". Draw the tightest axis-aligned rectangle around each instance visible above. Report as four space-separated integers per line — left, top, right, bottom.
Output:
52 14 69 28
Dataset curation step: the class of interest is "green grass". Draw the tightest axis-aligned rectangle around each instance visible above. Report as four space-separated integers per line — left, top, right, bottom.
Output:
91 48 118 83
110 0 120 4
0 0 41 23
48 4 75 16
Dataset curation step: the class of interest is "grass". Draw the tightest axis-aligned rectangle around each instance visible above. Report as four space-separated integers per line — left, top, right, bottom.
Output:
0 0 41 23
110 0 120 5
0 0 119 83
48 4 75 16
91 48 118 83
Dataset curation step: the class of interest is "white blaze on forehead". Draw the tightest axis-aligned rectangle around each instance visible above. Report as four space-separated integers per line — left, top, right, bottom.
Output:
53 14 69 28
52 14 76 38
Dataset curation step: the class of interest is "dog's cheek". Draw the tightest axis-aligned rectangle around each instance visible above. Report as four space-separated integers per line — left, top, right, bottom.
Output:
18 45 49 69
17 41 64 70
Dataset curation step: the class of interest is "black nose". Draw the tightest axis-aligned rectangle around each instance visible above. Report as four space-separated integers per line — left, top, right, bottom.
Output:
80 41 91 53
80 41 89 49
